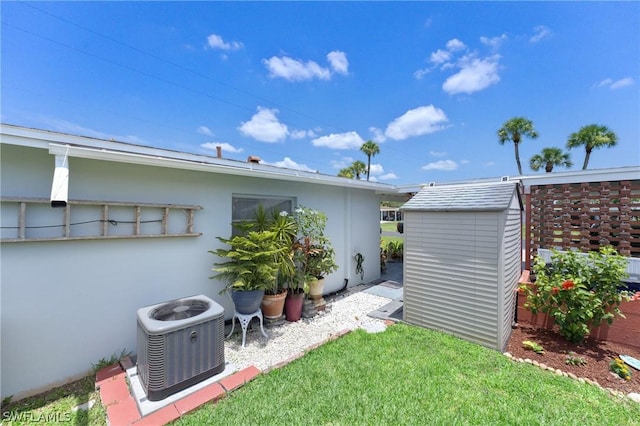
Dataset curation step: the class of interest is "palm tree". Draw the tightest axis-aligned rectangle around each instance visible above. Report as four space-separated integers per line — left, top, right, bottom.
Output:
360 140 380 181
337 168 354 178
566 124 618 170
497 117 539 175
529 147 573 173
351 161 367 180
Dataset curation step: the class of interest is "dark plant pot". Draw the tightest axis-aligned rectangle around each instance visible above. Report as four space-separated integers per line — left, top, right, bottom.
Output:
231 289 265 314
261 290 287 319
284 291 305 322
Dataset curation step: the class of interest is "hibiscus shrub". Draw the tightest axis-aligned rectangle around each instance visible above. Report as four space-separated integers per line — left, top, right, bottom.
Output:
521 246 630 343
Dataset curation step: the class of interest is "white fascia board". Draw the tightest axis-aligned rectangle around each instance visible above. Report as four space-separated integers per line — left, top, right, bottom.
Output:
0 123 395 191
409 166 640 191
46 143 390 190
516 167 640 187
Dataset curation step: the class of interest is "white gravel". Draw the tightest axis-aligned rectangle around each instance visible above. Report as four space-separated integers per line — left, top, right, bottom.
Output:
224 289 391 372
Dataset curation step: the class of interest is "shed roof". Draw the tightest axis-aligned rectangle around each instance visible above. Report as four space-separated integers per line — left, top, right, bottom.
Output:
401 180 522 212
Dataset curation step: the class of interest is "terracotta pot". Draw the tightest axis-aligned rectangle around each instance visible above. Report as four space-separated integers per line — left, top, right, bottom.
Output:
284 291 305 322
308 277 325 301
261 290 287 319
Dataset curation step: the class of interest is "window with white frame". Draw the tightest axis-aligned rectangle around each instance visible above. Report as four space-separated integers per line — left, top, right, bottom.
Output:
231 195 295 229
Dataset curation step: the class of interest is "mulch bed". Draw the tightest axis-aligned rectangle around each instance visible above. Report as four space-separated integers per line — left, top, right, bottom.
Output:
506 323 640 395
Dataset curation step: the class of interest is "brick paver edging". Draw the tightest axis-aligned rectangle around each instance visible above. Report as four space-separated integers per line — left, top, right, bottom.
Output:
95 327 361 425
95 362 260 425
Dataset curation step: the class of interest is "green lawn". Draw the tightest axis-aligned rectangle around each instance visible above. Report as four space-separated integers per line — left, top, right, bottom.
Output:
173 323 640 425
380 221 403 250
0 375 106 426
380 222 399 232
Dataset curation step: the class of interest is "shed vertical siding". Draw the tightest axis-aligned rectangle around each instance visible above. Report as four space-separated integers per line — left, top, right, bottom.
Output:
404 211 501 348
498 197 523 350
402 181 522 351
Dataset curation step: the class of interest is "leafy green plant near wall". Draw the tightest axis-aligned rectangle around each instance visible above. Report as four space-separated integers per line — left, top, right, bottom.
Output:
520 246 631 343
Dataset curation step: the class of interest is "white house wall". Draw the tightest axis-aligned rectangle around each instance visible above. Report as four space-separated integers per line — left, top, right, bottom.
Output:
0 143 381 399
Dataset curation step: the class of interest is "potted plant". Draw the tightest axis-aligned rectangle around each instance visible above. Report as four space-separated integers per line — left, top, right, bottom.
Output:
292 206 338 302
209 222 286 315
253 206 297 320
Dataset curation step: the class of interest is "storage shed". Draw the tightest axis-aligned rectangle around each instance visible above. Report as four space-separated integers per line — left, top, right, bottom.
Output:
400 180 523 351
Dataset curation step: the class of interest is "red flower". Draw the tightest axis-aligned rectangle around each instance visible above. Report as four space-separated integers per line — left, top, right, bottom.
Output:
561 280 575 290
551 287 560 295
631 292 640 302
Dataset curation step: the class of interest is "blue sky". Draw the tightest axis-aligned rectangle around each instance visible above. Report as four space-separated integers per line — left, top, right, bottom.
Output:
2 1 638 185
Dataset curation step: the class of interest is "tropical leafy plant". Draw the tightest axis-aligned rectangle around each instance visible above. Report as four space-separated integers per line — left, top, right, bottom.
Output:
386 240 404 260
252 205 297 294
522 340 545 354
529 147 573 173
292 206 338 286
497 116 539 175
520 247 630 343
210 225 287 293
566 124 618 170
564 352 586 366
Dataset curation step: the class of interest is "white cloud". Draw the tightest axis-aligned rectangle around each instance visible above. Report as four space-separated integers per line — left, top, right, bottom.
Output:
414 68 430 80
197 126 214 136
384 105 448 140
207 34 243 50
312 132 364 149
330 156 354 169
268 157 316 172
369 164 384 176
442 55 500 95
596 78 614 88
422 160 458 171
327 50 349 74
238 107 288 142
480 34 507 50
263 56 331 81
595 77 634 90
368 127 387 143
379 173 398 180
446 39 466 51
430 49 452 64
290 129 317 139
530 25 552 43
610 77 634 89
483 161 495 167
201 142 243 154
429 150 447 157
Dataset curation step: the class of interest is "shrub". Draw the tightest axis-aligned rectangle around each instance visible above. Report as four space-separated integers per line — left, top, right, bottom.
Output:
521 246 630 343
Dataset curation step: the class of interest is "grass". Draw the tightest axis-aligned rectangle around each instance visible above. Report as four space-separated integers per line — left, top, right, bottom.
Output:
0 375 106 425
380 222 399 232
174 323 640 426
380 221 403 249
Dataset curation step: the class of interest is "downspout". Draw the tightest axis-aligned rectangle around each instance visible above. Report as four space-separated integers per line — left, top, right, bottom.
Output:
50 146 70 208
343 188 352 289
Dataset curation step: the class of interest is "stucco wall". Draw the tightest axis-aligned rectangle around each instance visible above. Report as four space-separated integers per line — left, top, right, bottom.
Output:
0 143 381 399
